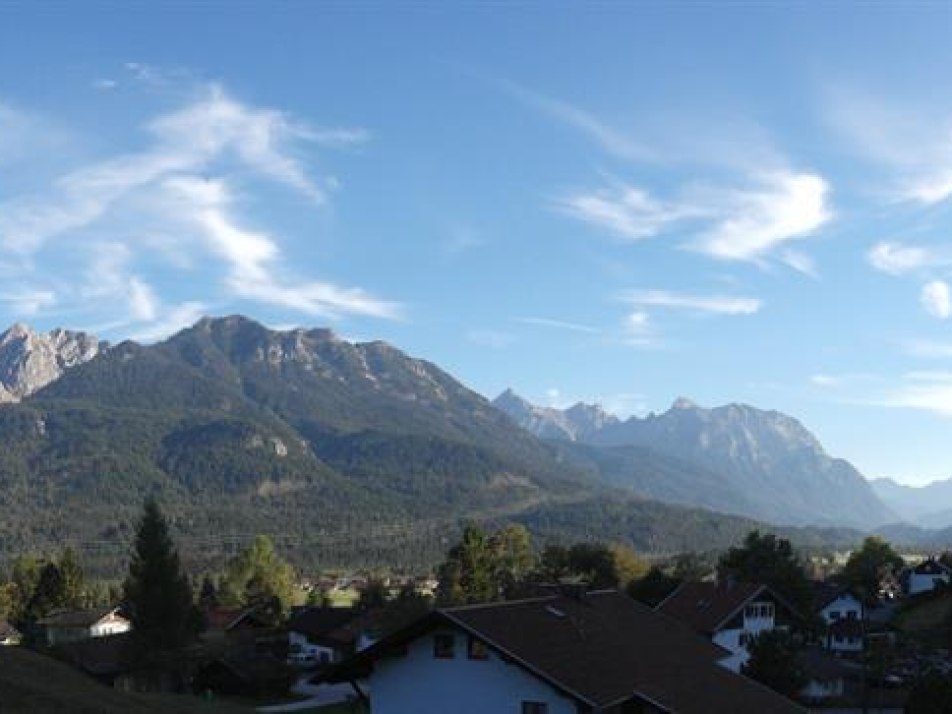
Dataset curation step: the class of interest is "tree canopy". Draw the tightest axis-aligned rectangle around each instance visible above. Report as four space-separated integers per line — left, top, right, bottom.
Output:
220 534 296 620
742 630 806 698
718 530 812 613
839 536 904 597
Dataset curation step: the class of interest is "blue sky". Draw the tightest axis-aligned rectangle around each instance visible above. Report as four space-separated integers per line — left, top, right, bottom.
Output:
2 3 952 485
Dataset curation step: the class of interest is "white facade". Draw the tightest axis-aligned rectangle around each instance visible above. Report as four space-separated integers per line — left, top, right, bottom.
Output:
287 630 339 665
45 610 131 646
908 565 950 596
711 601 778 672
368 627 578 714
819 593 864 653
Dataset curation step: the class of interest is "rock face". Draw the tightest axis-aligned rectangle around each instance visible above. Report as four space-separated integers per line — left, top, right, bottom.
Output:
495 391 897 529
0 324 104 402
493 388 619 442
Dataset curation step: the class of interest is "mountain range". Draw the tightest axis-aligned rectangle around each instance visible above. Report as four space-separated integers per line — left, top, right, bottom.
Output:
0 315 941 575
493 392 898 529
870 477 952 529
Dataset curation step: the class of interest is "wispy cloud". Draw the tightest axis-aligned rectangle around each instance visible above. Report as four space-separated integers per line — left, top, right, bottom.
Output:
879 371 952 417
561 171 832 271
826 89 952 205
0 81 397 337
689 173 832 264
514 316 600 334
128 301 209 343
867 241 945 275
621 289 762 315
498 80 651 161
920 280 951 319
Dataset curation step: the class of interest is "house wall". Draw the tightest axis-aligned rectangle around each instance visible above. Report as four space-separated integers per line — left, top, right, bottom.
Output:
712 599 779 672
369 627 579 714
820 595 862 624
288 631 339 664
909 571 950 596
91 614 131 638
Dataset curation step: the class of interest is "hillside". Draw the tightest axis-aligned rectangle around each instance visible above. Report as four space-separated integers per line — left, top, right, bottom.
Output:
0 646 249 713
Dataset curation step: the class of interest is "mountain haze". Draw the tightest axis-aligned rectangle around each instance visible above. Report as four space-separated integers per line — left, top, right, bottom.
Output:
495 391 897 529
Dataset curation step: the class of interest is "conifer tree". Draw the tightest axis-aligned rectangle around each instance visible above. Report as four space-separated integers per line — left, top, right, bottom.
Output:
122 497 198 651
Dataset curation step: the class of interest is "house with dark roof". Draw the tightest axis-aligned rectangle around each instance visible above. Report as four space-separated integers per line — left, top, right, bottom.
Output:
286 606 360 665
37 607 131 646
316 590 805 713
656 581 800 672
905 557 951 596
813 583 865 653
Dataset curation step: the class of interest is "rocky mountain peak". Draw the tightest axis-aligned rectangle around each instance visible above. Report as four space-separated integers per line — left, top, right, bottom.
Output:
670 396 699 411
0 323 104 403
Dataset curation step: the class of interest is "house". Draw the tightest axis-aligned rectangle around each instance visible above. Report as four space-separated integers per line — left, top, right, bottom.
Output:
905 558 951 596
814 584 864 653
656 581 800 672
0 617 21 645
37 607 131 646
286 606 360 665
318 590 805 713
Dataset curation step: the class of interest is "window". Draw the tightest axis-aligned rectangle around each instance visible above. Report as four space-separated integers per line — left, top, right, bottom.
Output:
433 633 455 659
468 636 489 660
522 702 548 714
829 610 841 620
745 602 774 619
847 611 858 620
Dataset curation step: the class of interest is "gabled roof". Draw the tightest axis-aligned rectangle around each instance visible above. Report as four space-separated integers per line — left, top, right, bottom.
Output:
911 558 951 575
287 607 359 640
656 581 797 635
319 590 804 713
37 607 126 629
811 581 863 611
204 606 270 632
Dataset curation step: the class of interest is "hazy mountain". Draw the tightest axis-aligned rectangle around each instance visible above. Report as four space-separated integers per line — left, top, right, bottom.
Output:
494 388 619 441
495 392 897 529
871 477 952 528
0 323 103 402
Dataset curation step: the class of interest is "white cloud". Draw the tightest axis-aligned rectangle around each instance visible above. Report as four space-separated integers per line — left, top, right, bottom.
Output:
499 80 651 161
561 171 831 269
921 280 951 319
514 316 599 334
621 310 660 348
880 371 952 417
0 82 397 330
0 289 56 316
93 79 118 91
128 302 209 343
621 289 762 315
867 241 941 275
690 173 832 263
826 90 952 206
557 185 695 241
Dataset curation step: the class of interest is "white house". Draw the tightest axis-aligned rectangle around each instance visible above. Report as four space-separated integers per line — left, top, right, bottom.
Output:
815 587 864 653
657 581 801 672
317 590 806 714
906 558 951 596
38 607 131 646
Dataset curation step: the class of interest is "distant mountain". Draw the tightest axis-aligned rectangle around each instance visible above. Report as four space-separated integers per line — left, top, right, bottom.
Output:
871 477 952 528
494 392 897 530
0 324 103 402
494 388 619 441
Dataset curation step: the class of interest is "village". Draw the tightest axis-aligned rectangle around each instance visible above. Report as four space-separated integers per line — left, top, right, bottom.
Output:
3 503 952 714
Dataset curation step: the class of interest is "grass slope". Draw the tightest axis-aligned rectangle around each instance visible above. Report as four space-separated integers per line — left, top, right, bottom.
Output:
0 647 250 714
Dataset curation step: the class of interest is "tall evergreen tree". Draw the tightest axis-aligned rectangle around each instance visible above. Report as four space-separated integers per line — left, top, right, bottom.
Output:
122 498 198 651
59 547 85 609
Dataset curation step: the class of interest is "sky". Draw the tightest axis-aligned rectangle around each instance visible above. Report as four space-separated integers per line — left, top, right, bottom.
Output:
1 2 952 485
